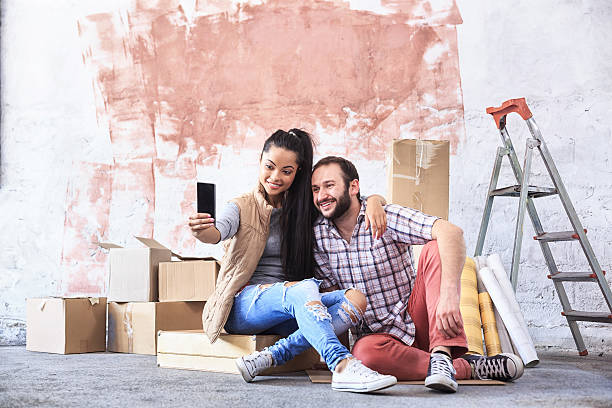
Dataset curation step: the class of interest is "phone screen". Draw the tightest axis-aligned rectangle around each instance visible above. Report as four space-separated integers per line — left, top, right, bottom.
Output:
197 182 216 219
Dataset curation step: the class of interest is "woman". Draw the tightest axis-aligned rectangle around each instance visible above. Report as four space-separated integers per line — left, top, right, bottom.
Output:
188 129 396 393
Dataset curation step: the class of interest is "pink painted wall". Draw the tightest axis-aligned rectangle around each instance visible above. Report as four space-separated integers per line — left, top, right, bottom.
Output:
64 0 464 294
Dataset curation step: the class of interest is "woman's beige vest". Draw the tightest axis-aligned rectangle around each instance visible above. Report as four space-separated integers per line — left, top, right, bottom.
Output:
201 184 274 343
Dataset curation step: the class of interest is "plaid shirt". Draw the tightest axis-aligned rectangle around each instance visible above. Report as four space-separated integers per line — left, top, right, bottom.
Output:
313 198 439 345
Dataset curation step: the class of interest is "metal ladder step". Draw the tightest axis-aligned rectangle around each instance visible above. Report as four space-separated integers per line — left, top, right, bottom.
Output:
490 185 557 198
562 311 612 323
548 272 605 282
533 229 587 242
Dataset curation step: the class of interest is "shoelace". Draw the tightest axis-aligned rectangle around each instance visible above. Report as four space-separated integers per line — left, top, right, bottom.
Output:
429 353 456 377
474 356 508 380
245 352 272 375
345 359 381 380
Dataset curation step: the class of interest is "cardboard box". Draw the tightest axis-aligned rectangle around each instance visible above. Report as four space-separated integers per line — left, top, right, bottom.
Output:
159 259 219 302
26 297 107 354
157 330 322 374
386 139 449 219
107 301 204 355
100 237 210 302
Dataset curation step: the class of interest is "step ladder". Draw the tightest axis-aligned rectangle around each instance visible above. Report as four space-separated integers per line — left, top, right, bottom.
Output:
473 97 612 355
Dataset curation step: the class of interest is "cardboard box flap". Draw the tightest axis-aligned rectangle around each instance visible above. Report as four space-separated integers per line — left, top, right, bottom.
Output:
135 237 218 261
99 242 123 249
175 256 219 261
134 237 183 260
135 237 169 250
38 297 102 307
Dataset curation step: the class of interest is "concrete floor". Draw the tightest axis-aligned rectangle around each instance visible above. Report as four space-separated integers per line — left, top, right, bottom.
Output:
1 347 611 408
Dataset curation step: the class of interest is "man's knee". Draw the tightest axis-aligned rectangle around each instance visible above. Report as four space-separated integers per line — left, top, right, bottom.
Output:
422 240 439 256
352 334 395 369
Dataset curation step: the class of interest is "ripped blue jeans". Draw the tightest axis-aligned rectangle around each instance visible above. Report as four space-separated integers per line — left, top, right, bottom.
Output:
224 278 362 371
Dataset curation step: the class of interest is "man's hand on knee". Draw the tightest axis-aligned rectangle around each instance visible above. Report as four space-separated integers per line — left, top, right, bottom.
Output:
435 295 463 339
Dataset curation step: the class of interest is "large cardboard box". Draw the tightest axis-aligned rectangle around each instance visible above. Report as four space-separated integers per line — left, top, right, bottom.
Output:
107 301 204 355
386 139 449 219
100 237 209 302
159 259 219 302
157 330 322 374
100 238 171 302
26 297 107 354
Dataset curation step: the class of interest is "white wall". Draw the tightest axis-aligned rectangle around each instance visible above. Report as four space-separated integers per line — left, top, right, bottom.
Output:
454 1 612 352
1 0 611 352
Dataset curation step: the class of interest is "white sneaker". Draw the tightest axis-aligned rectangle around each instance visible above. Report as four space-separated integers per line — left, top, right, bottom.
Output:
235 350 274 383
425 352 458 393
331 358 397 393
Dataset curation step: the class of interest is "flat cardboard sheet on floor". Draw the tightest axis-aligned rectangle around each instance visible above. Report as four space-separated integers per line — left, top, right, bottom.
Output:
306 370 505 385
157 330 321 375
26 297 107 354
107 302 204 355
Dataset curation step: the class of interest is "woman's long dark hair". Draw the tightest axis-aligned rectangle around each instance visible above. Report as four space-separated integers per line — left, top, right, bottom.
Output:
261 129 316 281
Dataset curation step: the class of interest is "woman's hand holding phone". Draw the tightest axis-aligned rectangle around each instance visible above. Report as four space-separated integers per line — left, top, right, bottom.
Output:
188 213 218 242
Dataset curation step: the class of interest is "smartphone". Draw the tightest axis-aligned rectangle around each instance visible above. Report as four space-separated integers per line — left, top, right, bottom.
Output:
197 182 216 219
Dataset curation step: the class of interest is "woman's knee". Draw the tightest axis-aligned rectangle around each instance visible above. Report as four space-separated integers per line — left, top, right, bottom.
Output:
285 279 319 294
285 279 323 307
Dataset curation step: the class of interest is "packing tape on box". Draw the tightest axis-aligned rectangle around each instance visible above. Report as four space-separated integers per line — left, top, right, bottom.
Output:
88 297 99 306
123 303 135 353
392 140 445 185
460 258 484 355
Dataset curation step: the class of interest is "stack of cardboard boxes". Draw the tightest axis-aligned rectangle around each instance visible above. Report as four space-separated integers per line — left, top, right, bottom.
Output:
103 237 216 355
25 237 322 375
26 237 218 356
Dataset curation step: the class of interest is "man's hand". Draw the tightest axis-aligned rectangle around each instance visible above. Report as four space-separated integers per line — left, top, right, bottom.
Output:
431 219 466 339
435 290 463 338
365 195 387 239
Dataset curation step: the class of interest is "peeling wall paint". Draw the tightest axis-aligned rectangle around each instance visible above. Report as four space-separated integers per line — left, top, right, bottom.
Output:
63 0 465 295
1 0 611 352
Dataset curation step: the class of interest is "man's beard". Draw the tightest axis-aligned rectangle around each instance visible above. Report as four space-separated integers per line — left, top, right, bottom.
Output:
326 187 351 220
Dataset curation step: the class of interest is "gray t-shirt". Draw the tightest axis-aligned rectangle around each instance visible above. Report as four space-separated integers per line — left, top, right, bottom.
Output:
216 202 285 284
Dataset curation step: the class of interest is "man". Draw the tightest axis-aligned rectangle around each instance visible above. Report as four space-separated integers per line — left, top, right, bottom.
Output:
311 156 524 393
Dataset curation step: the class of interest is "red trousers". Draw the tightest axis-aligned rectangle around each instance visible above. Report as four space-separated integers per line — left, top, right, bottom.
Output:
352 241 471 380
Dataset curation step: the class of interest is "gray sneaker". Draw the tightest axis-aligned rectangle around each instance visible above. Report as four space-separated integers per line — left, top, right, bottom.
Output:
425 352 458 393
331 358 397 393
462 353 524 381
235 350 274 383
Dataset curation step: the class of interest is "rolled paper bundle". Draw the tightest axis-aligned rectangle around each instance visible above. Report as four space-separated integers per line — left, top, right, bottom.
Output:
478 291 502 356
474 255 488 272
494 305 514 354
478 265 539 367
476 271 501 356
460 257 484 355
487 254 539 367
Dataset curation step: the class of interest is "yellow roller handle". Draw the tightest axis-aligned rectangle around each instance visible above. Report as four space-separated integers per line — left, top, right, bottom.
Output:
479 291 502 356
460 258 484 355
